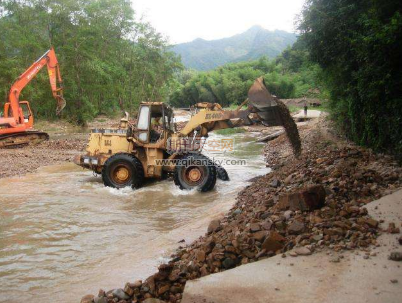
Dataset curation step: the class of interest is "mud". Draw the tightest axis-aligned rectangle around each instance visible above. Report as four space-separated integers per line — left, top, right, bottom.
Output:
0 116 117 179
0 138 86 179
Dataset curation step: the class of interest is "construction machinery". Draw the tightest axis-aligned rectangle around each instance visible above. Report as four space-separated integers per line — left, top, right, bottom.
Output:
0 47 66 148
74 77 300 192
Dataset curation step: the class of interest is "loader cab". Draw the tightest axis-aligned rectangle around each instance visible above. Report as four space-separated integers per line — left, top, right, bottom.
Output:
136 102 174 144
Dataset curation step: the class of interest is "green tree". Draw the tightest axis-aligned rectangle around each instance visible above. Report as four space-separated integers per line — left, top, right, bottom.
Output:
299 0 402 157
168 53 323 108
0 0 182 124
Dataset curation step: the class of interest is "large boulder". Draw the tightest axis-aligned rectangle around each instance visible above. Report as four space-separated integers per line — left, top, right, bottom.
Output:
277 185 326 211
80 295 94 303
112 288 130 300
261 231 286 252
207 219 221 234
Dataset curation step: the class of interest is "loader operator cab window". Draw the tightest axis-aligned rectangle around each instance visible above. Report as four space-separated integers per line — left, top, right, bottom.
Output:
136 104 173 143
137 105 150 142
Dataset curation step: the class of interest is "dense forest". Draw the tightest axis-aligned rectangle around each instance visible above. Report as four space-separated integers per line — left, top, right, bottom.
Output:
169 41 322 108
299 0 402 157
0 0 181 123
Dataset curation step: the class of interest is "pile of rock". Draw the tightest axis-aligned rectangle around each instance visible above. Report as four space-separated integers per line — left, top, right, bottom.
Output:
43 138 86 151
81 119 401 303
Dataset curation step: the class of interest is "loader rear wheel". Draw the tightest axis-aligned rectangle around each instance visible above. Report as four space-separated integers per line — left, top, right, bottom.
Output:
102 153 144 189
216 164 230 181
174 154 217 192
202 156 230 181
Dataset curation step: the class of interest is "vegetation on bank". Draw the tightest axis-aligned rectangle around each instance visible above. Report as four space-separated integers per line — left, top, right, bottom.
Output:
214 128 246 135
169 43 324 108
0 0 181 124
299 0 402 157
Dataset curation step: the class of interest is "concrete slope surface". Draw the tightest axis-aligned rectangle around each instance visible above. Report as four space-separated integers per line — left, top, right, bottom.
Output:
182 189 402 303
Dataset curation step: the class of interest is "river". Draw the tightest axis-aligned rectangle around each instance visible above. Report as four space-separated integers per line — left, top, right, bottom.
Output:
0 132 269 303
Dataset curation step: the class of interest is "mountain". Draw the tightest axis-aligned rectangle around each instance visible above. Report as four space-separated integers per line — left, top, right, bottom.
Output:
172 26 297 71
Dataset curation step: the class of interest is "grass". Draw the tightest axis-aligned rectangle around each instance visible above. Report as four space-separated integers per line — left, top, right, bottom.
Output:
288 106 303 113
223 103 247 110
214 128 246 135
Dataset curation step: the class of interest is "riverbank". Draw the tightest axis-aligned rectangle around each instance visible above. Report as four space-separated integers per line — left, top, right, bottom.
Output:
80 116 401 303
0 116 117 179
182 188 402 303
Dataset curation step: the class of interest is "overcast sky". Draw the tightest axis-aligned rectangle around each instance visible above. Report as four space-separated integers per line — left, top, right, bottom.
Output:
131 0 305 44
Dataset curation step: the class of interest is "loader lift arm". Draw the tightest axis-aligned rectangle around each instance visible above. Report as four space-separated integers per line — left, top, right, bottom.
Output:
179 77 301 157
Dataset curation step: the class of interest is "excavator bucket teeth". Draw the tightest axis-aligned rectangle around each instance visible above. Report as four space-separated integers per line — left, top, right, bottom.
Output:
56 97 66 116
247 77 282 126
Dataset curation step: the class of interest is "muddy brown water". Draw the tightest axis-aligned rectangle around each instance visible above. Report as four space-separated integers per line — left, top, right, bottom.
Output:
0 133 269 303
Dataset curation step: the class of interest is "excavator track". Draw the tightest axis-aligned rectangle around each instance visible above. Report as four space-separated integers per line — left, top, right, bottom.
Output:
0 131 49 148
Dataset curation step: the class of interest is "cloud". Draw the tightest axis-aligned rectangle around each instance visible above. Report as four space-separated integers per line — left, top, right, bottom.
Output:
131 0 305 44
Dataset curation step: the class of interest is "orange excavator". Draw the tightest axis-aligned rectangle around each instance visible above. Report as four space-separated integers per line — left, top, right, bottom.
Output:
0 47 66 148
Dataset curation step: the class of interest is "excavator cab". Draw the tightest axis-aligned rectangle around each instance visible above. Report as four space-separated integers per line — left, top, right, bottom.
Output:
3 101 33 128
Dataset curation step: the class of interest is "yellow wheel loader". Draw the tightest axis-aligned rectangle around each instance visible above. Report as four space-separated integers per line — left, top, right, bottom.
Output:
74 77 301 192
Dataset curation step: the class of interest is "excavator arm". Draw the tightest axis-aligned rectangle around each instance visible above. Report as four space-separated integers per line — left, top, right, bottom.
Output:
7 47 66 125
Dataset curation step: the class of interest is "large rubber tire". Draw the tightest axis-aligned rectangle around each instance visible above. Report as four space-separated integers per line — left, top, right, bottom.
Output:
202 156 230 181
102 153 144 189
216 164 230 181
174 154 217 192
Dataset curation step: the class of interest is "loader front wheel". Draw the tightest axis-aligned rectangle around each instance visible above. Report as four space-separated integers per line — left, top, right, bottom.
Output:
102 153 144 189
174 154 217 192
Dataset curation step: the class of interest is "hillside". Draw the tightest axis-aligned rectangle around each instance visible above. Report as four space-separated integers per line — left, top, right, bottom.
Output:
172 25 297 70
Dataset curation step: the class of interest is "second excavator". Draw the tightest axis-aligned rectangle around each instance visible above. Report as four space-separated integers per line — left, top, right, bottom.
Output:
0 47 66 148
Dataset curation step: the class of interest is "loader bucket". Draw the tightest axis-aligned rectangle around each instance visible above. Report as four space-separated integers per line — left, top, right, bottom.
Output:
247 77 282 126
248 77 302 158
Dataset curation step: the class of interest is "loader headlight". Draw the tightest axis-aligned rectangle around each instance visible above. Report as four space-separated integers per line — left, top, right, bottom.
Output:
83 158 90 164
91 159 98 165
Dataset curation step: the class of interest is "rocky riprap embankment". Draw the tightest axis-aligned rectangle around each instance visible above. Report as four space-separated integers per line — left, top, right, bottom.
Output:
81 119 401 303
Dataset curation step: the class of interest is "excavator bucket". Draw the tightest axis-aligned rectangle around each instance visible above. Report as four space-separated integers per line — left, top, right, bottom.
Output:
247 77 282 126
248 77 302 158
56 96 66 116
